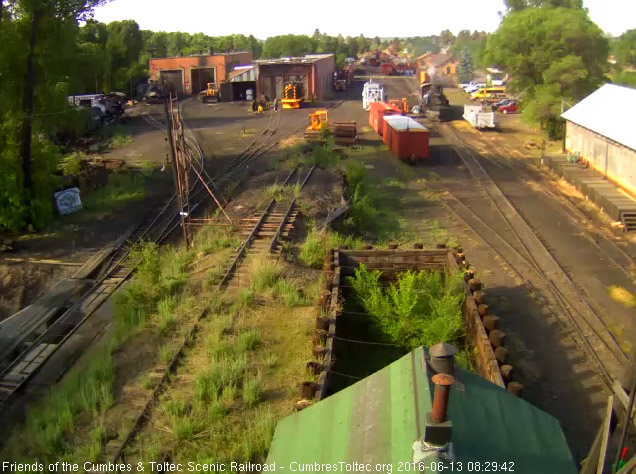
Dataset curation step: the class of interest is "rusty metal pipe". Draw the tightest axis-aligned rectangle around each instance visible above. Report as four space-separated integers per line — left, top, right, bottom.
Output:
431 373 454 424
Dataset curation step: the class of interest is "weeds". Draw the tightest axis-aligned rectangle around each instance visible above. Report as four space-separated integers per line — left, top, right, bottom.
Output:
272 279 307 307
164 399 188 418
242 376 263 408
237 329 261 352
299 224 363 269
60 152 83 176
348 265 466 349
248 256 281 292
309 140 341 168
82 173 146 212
263 353 278 368
172 415 202 441
240 409 276 461
238 289 255 308
262 182 300 202
12 339 116 459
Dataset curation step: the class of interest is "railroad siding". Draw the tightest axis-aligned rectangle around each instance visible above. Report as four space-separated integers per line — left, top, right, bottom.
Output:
565 122 636 198
301 246 510 409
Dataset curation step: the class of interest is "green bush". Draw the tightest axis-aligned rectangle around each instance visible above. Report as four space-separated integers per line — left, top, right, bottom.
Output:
0 132 61 231
60 152 84 176
348 265 466 349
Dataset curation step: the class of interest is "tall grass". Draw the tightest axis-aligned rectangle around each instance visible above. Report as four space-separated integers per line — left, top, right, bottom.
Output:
82 173 146 212
11 338 117 459
247 256 281 292
272 279 307 307
242 376 263 408
348 265 466 349
299 224 363 269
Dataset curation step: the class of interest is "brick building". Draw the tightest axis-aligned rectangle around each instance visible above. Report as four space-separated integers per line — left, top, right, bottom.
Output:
149 52 253 96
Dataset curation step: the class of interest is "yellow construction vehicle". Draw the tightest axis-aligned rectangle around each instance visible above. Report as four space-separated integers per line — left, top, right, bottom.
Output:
304 110 329 140
198 83 219 103
281 82 303 109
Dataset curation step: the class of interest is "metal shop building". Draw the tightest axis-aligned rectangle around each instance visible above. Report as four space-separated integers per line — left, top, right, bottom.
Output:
149 51 253 97
562 84 636 196
254 54 334 101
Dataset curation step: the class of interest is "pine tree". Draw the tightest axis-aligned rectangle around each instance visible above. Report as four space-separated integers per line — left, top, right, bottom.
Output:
458 47 474 83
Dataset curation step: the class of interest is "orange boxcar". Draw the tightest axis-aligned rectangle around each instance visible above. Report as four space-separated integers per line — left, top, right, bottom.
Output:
369 101 403 137
382 115 429 162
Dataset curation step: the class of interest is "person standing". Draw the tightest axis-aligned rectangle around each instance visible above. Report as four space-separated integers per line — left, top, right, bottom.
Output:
273 97 279 112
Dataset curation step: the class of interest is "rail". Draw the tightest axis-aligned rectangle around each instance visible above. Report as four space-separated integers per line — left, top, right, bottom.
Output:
440 123 626 388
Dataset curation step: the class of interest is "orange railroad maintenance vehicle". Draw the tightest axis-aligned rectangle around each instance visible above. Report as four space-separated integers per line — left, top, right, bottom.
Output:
281 82 303 109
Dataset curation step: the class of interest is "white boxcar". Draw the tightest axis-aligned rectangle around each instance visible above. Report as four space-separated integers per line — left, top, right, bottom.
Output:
362 81 385 111
463 104 496 129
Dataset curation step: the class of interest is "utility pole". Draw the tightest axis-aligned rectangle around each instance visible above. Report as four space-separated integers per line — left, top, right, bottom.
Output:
162 85 189 247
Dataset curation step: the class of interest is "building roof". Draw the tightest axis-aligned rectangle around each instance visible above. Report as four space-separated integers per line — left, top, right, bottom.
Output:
562 84 636 151
255 54 333 66
229 66 257 82
431 52 456 67
266 347 576 473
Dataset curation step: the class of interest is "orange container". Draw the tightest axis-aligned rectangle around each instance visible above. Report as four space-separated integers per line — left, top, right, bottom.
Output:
383 115 429 161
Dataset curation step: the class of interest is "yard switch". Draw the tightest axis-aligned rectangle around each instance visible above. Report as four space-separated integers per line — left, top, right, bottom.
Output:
428 342 457 377
424 373 454 446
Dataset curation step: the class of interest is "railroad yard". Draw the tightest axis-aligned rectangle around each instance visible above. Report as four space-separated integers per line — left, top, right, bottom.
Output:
2 65 636 471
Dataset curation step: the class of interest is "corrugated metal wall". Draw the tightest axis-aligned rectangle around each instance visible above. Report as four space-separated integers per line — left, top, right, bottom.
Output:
311 55 335 100
566 121 636 196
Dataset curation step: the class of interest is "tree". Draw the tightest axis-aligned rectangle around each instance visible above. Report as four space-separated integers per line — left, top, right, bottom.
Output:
457 48 474 83
439 29 455 47
613 29 636 68
486 7 608 137
504 0 583 10
11 0 109 229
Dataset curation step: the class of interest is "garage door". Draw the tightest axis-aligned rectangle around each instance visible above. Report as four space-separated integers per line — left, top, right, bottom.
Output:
160 70 184 97
191 68 216 94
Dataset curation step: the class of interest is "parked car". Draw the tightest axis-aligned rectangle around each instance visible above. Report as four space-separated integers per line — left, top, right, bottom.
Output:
460 81 480 92
465 83 486 94
491 98 514 111
498 100 518 114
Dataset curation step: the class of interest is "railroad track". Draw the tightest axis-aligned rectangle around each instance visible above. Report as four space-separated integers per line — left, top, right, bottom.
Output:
109 164 315 462
0 99 324 417
440 122 626 389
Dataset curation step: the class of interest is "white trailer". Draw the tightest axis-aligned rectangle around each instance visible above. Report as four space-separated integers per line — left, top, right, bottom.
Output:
463 104 496 129
362 80 385 110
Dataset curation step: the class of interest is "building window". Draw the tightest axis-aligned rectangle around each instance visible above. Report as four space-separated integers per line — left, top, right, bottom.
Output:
446 66 451 74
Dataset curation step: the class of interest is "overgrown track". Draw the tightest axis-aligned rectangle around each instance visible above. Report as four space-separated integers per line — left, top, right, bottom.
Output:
0 197 191 414
440 122 626 389
110 164 316 463
0 99 343 420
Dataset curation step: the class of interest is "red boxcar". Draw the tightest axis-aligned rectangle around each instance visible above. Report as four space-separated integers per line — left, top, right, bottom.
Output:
369 102 405 137
382 115 429 162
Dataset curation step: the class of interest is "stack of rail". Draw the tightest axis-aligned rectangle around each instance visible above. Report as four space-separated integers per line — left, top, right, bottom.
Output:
332 121 357 145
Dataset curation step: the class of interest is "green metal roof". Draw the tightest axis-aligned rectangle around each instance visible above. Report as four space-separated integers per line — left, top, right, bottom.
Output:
266 347 577 474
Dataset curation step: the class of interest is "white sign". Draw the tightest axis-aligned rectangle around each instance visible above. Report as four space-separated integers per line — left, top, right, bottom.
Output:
54 188 82 215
